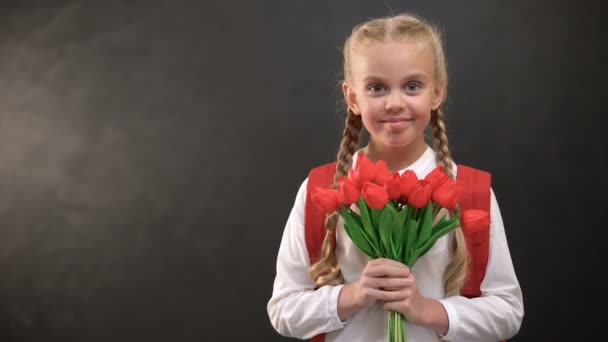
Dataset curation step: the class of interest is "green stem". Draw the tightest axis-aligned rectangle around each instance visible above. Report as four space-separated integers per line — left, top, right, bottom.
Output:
387 311 408 342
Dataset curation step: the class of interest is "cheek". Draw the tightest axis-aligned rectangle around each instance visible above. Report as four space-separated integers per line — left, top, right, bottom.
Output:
359 98 383 114
409 97 433 117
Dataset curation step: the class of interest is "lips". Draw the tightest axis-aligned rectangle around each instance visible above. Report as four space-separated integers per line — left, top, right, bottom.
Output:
381 117 413 130
380 117 413 123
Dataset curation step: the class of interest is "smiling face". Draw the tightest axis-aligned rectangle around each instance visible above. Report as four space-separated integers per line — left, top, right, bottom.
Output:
343 40 445 152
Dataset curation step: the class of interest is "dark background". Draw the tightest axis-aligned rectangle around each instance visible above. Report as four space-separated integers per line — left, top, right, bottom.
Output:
0 0 606 341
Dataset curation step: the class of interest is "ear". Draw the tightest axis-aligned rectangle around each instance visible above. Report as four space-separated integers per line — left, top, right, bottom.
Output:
342 81 360 115
431 81 446 110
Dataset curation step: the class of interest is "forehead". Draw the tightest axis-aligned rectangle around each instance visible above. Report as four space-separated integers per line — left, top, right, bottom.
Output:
349 40 435 82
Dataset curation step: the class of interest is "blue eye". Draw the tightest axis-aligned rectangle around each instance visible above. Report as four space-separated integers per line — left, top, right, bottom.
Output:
406 82 421 92
368 84 384 93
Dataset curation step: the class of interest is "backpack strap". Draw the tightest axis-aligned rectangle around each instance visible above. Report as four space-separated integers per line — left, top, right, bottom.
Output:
457 164 492 298
305 162 338 268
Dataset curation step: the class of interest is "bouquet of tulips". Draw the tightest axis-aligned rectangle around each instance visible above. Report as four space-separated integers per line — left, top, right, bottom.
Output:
311 154 486 342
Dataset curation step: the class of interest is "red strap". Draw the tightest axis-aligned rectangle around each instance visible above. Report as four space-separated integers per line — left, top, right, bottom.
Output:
310 335 325 342
305 162 338 267
457 164 492 298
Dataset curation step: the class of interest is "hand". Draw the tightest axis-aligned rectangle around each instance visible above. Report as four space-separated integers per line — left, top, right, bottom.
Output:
380 264 429 325
351 258 427 324
338 258 412 320
356 258 414 305
338 258 449 333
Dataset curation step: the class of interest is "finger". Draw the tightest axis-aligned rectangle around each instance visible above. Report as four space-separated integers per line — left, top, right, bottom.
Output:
383 285 409 291
383 300 406 312
363 277 413 290
364 288 408 302
371 258 411 269
364 263 411 278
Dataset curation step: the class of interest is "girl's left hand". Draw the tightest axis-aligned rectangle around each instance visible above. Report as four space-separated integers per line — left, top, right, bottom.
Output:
381 264 430 325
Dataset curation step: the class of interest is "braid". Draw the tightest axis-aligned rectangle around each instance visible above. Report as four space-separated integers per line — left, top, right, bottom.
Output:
431 108 454 178
309 109 362 287
334 109 363 183
431 108 469 296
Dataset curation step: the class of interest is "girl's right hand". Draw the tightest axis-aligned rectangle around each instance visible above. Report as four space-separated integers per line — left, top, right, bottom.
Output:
337 258 412 320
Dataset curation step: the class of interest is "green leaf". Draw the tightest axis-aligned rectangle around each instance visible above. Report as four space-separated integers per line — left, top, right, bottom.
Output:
371 208 382 229
358 198 382 256
414 217 460 259
431 214 449 235
341 206 376 257
403 218 418 265
415 203 434 250
391 208 408 260
371 208 384 255
379 206 394 259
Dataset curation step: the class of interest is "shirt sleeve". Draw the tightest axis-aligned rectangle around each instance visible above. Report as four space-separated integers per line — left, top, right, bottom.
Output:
438 188 524 341
267 178 347 339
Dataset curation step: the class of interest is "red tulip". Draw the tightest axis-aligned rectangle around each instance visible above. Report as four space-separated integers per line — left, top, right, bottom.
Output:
361 182 389 209
400 170 418 198
374 160 390 186
408 180 433 208
425 166 449 191
338 176 360 206
352 153 375 184
432 179 460 210
384 171 401 201
347 170 362 190
311 187 340 213
461 209 491 233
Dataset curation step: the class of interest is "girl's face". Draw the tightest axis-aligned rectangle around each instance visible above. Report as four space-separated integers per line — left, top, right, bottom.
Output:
343 40 444 150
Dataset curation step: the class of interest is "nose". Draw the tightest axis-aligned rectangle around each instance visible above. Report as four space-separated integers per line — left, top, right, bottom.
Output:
385 91 405 112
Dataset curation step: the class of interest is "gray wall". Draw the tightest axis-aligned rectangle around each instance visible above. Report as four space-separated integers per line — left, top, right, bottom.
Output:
0 1 605 341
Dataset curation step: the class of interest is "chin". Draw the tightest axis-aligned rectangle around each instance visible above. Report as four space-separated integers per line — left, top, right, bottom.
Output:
383 139 414 148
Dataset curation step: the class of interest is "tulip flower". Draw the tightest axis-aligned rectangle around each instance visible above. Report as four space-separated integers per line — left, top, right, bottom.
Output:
432 179 460 210
347 169 362 190
400 170 418 199
384 172 401 201
408 180 433 208
352 153 375 184
425 166 449 191
461 209 491 233
361 182 389 209
374 160 390 186
311 187 340 213
338 176 361 206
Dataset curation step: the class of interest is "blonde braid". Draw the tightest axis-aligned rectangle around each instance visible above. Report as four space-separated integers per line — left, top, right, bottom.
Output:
309 109 362 287
431 108 454 179
431 108 469 296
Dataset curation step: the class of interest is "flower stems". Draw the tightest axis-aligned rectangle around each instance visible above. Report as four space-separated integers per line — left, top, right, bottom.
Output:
388 311 407 342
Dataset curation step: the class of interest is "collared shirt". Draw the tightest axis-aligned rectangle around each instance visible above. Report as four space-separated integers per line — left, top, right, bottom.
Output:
267 146 524 341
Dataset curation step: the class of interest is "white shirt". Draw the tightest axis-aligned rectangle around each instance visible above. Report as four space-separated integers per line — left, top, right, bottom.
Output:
267 146 524 341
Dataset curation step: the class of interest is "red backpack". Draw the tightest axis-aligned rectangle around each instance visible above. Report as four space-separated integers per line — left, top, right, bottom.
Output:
305 162 492 342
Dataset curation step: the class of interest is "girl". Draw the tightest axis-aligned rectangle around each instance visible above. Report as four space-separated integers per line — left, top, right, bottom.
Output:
267 13 523 341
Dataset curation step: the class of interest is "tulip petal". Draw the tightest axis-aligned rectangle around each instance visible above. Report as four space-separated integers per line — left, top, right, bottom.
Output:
461 209 491 233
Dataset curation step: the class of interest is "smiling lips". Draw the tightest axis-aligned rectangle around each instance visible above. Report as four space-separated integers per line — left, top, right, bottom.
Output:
381 117 412 123
381 117 413 129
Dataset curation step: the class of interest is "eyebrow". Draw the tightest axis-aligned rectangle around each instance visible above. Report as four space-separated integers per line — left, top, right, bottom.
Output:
362 73 429 83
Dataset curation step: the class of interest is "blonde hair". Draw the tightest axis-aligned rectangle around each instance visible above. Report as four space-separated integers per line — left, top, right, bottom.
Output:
309 13 469 296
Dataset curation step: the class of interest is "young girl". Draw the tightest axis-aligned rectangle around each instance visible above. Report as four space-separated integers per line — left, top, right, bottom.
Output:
267 13 523 341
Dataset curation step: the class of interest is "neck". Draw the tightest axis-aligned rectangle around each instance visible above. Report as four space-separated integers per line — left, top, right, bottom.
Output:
362 138 428 172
